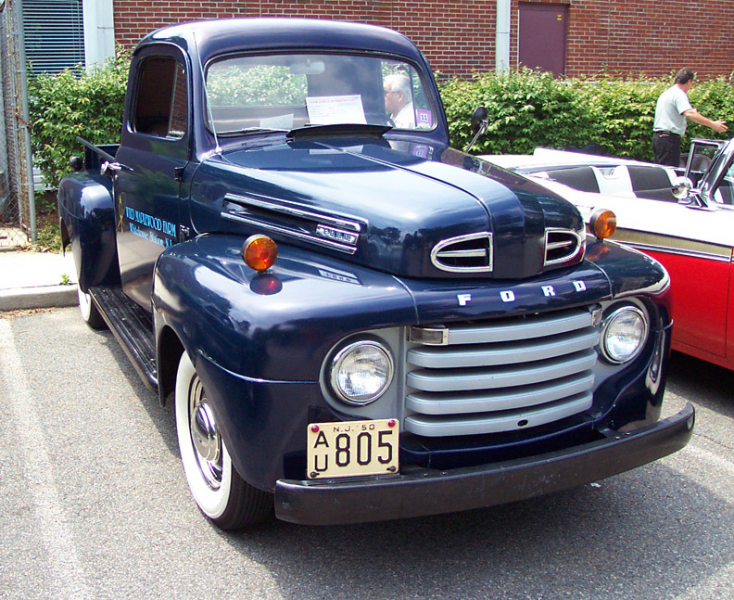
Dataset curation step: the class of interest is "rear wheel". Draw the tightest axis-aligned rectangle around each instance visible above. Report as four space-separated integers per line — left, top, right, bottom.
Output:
77 285 107 330
175 351 272 529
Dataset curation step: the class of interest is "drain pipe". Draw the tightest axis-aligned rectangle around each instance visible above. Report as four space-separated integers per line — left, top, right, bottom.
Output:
13 0 36 242
496 0 511 73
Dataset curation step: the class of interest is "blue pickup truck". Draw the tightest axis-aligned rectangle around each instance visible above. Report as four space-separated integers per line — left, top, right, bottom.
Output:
57 18 693 530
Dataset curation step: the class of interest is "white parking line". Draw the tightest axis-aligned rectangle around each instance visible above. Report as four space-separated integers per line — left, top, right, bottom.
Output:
673 561 734 600
0 320 92 599
686 444 734 478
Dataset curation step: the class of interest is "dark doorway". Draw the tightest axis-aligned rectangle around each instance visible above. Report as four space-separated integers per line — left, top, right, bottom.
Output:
518 3 568 76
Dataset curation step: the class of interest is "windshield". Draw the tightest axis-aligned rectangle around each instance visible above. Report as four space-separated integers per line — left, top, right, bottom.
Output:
205 53 436 135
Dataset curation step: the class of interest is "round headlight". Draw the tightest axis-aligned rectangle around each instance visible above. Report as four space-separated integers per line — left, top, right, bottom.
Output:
330 341 394 405
601 306 648 364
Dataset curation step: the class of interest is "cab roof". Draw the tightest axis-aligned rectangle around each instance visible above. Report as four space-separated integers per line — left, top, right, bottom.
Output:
138 18 425 65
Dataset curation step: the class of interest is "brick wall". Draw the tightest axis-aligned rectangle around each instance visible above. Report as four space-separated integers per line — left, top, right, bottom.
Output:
112 0 734 80
113 0 497 79
564 0 734 79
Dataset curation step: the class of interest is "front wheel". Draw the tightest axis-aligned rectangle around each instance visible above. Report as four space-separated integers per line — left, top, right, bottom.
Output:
175 351 273 530
77 285 107 330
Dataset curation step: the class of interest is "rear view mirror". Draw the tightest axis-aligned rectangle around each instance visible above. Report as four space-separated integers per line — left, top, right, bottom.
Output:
470 107 488 135
465 107 489 153
671 176 693 201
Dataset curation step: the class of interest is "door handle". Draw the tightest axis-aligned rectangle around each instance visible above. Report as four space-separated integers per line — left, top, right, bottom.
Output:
100 161 132 178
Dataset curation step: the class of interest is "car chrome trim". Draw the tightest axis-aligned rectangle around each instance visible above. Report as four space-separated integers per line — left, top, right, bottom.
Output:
222 192 366 254
544 228 585 266
408 326 450 346
224 192 363 232
613 229 732 262
430 232 493 273
222 211 359 254
404 307 599 437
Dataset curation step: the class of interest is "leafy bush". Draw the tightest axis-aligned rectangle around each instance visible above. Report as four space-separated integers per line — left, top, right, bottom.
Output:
441 68 599 155
686 73 734 145
440 69 734 161
573 77 666 161
28 48 130 188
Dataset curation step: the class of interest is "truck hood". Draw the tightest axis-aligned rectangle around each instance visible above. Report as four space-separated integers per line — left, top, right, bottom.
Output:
189 136 585 279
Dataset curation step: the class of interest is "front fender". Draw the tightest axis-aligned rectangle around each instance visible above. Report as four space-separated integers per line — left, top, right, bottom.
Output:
151 234 419 489
584 237 672 329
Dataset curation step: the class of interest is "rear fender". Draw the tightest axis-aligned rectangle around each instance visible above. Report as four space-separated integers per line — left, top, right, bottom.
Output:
57 172 120 291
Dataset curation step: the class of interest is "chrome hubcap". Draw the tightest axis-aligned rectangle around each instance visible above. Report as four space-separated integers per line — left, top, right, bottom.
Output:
188 376 223 489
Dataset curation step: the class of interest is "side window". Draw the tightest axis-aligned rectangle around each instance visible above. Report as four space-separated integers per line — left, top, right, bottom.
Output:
132 56 187 139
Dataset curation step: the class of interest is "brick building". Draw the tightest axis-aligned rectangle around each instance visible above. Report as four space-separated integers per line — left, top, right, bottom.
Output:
22 0 734 79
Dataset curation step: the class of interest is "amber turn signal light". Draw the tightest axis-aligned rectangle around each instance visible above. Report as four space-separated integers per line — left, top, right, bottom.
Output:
242 234 278 271
589 209 617 240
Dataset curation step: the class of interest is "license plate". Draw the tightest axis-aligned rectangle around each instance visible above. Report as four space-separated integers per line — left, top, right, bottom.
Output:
307 419 399 479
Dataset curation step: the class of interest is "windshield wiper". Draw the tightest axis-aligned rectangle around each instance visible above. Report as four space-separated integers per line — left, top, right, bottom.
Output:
287 123 392 142
218 127 290 137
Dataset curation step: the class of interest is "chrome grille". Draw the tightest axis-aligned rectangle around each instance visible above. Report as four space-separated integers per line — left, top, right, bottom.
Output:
405 307 598 437
431 232 493 273
545 228 585 267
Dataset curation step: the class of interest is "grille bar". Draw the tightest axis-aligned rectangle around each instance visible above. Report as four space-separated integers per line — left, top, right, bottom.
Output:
407 349 597 392
413 308 595 345
405 392 593 437
406 371 594 415
407 329 600 368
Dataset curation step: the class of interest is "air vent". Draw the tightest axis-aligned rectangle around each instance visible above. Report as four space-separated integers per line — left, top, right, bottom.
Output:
431 232 493 273
545 229 585 267
222 192 363 254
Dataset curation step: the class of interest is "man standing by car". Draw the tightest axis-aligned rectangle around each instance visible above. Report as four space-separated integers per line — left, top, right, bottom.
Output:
653 68 728 167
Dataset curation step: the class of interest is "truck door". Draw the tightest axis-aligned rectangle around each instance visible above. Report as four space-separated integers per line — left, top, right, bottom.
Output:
113 47 189 311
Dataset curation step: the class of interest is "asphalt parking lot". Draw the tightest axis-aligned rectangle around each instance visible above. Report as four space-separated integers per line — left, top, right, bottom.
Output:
1 307 732 600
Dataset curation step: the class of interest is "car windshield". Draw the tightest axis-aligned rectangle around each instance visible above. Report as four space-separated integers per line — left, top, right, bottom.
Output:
205 52 436 136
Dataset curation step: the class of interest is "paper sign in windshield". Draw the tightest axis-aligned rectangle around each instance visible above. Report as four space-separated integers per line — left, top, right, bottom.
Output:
306 95 366 125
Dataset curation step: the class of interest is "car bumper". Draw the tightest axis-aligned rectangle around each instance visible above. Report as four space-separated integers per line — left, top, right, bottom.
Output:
274 403 694 525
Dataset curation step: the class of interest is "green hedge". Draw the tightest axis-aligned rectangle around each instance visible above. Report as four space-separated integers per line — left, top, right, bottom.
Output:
28 48 130 189
441 69 734 161
441 68 597 156
29 57 734 189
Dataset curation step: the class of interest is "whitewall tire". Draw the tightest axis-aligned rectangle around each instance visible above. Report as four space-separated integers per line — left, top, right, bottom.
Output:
174 351 272 529
77 285 107 330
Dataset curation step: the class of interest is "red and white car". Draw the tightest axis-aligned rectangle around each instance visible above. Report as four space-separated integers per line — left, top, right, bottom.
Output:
484 139 734 371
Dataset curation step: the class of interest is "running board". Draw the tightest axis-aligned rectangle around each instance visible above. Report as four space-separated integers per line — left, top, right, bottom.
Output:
90 286 158 392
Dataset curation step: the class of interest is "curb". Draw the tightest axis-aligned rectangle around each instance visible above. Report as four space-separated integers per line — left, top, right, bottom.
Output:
0 285 79 311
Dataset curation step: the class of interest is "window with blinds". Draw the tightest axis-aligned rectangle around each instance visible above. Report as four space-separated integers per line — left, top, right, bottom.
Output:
23 0 85 75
